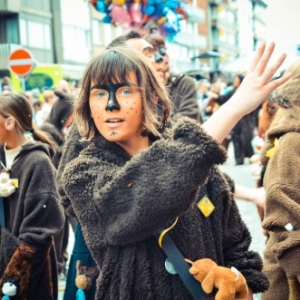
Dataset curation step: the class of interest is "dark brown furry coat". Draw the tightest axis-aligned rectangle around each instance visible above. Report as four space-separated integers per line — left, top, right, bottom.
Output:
62 117 268 299
0 141 65 299
260 116 300 300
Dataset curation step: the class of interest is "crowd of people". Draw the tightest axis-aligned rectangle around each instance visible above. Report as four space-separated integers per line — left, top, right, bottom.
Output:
0 30 299 300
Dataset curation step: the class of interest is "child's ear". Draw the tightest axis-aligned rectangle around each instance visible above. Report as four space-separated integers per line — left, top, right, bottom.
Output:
5 117 16 131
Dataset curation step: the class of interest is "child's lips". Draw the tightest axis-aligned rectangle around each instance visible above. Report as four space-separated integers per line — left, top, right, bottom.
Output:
105 118 124 128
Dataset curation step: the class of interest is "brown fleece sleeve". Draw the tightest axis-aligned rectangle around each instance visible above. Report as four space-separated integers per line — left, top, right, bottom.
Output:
0 243 35 299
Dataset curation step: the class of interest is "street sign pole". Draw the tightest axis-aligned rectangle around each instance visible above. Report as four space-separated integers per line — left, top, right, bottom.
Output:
21 77 26 92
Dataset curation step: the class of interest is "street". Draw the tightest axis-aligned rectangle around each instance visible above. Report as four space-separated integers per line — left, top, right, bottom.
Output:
219 143 266 300
220 143 266 257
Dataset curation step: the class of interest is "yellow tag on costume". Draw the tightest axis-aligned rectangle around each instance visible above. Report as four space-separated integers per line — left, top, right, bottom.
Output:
11 179 18 188
197 196 215 217
266 138 280 158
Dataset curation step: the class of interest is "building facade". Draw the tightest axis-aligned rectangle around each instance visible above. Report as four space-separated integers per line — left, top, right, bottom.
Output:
0 0 268 89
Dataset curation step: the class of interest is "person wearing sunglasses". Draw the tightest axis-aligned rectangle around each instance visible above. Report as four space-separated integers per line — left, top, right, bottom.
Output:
144 33 203 124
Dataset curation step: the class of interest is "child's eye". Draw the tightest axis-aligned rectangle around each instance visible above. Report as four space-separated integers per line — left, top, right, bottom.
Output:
96 91 107 98
120 89 131 96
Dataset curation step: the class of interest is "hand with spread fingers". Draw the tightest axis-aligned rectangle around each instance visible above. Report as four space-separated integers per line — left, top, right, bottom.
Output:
232 42 291 116
202 42 292 144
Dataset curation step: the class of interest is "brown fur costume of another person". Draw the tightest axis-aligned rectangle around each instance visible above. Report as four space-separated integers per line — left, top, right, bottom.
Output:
260 59 300 300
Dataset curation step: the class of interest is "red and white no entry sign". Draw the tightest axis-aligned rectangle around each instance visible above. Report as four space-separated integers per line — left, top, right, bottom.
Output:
8 48 36 77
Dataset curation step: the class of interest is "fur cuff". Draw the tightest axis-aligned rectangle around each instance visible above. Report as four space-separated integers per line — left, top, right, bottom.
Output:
172 117 227 165
0 243 35 299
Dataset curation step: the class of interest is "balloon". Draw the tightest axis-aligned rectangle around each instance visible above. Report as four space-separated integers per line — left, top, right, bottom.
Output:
102 14 112 23
109 0 131 27
96 0 108 13
130 1 143 26
141 0 156 16
89 0 189 39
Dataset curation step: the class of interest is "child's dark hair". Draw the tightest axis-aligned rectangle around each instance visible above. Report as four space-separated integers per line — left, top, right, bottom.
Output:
0 92 55 150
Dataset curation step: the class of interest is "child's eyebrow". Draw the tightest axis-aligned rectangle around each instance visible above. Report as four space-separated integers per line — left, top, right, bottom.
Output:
90 82 138 91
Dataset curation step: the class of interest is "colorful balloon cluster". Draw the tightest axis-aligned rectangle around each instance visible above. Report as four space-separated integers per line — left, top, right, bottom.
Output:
89 0 189 38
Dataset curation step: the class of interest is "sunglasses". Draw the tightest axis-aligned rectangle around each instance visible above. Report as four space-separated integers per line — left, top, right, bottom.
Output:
157 47 167 56
154 47 167 63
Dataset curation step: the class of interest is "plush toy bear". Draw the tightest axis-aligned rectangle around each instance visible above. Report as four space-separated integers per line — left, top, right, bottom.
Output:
75 260 99 300
0 172 16 197
185 258 248 300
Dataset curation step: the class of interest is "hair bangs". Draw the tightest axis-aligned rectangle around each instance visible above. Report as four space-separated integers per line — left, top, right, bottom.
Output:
89 49 142 87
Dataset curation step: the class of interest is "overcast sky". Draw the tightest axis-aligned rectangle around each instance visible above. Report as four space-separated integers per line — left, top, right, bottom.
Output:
265 1 300 52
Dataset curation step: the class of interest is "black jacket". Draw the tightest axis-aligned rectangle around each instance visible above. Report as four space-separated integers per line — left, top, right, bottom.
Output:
0 140 65 299
167 73 203 124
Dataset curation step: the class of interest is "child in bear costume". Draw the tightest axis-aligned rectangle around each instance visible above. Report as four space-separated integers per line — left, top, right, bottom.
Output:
61 44 290 299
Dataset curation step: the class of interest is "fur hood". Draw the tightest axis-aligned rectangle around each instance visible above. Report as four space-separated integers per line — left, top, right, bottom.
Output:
260 115 300 167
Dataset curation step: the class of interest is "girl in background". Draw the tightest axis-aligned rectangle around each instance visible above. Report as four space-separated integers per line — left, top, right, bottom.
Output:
0 92 65 299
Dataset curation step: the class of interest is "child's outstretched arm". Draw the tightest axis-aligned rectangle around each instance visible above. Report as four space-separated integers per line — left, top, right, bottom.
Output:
202 42 292 143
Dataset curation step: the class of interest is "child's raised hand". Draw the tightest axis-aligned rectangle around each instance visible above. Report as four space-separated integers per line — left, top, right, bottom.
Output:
232 42 292 116
202 42 292 144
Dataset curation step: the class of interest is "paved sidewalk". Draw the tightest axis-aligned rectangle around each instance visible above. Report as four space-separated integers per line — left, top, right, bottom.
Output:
220 143 265 300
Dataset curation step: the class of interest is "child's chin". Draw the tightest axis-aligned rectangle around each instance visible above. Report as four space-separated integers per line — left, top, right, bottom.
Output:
104 133 123 143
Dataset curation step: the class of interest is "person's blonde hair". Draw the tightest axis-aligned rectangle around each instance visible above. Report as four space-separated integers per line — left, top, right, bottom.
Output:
75 46 172 140
43 90 55 103
270 58 300 127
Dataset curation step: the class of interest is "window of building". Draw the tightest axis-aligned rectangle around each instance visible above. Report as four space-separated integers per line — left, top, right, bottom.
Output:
187 22 194 35
103 24 113 46
21 0 51 11
6 16 19 44
218 7 235 24
167 44 181 60
219 29 236 46
63 25 90 48
20 19 28 46
92 19 104 45
180 20 187 33
19 19 51 49
181 47 188 59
